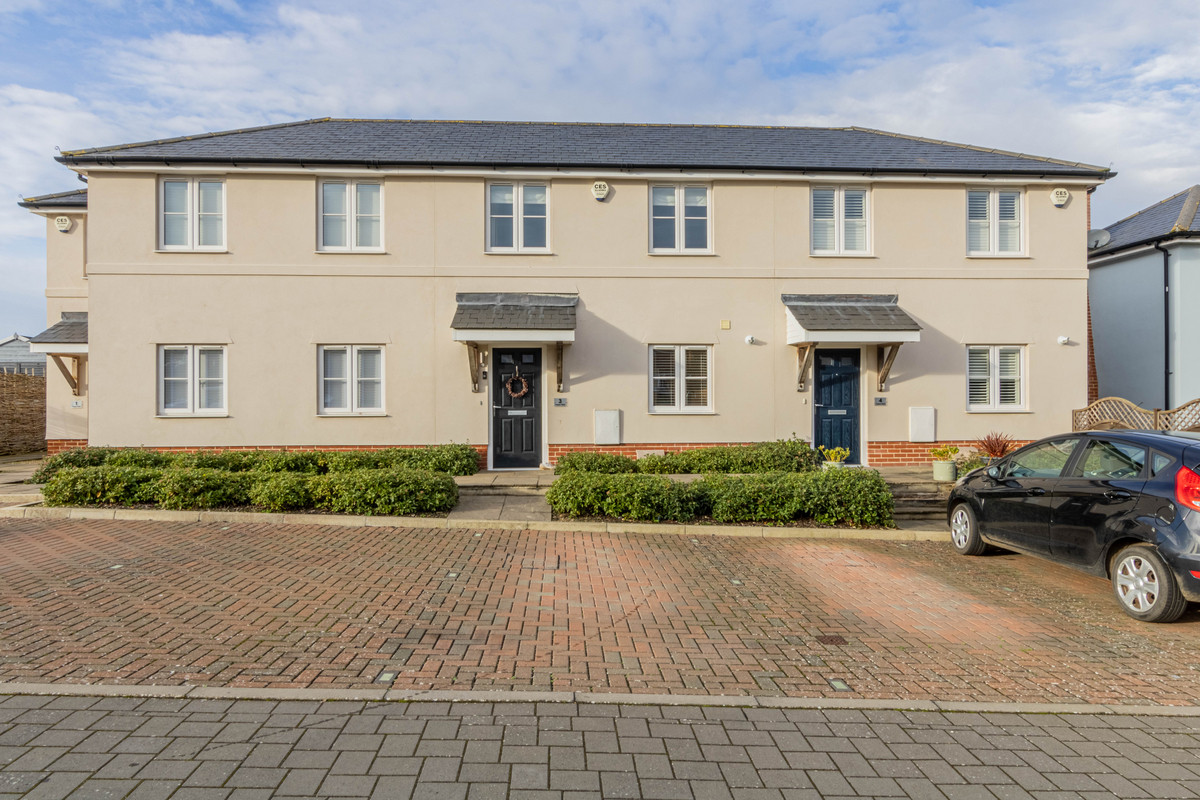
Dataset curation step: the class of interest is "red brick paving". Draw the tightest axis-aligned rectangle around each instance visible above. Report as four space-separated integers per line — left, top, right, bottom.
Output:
1 517 1198 706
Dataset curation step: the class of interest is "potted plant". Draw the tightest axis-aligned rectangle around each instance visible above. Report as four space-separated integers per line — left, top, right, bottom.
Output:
929 445 959 482
974 431 1015 464
819 446 850 469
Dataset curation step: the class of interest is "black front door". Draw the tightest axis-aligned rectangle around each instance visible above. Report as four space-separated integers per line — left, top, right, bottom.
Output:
492 348 541 469
814 349 860 464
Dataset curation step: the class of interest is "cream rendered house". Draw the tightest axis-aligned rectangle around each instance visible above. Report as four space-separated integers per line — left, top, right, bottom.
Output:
20 119 1111 467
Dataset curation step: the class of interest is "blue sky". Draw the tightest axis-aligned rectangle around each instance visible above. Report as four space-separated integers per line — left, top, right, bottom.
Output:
2 0 1199 334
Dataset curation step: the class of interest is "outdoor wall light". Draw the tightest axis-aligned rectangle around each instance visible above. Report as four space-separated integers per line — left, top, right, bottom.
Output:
1057 335 1071 345
745 335 756 345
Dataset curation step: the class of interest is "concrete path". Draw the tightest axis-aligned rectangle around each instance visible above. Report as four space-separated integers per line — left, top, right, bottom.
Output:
2 691 1199 800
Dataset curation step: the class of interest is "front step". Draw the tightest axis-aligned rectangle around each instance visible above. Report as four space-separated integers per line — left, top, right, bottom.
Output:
459 485 548 497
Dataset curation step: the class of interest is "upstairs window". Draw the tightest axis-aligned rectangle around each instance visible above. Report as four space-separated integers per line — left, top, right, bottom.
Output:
319 181 382 251
967 345 1025 411
967 189 1022 255
319 345 384 414
811 187 869 254
650 185 710 253
487 183 549 252
160 178 225 251
158 345 226 415
649 345 712 413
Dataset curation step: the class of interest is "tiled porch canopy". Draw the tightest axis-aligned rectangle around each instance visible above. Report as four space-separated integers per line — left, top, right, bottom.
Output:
28 311 88 396
781 295 921 391
451 293 579 392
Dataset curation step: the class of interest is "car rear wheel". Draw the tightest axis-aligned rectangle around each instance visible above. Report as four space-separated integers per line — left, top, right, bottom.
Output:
1111 545 1188 623
950 503 985 556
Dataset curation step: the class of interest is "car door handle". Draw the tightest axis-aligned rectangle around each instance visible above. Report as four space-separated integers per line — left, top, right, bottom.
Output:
1104 489 1133 501
1025 487 1046 497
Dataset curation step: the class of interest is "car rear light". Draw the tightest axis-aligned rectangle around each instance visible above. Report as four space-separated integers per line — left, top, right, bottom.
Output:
1177 465 1200 512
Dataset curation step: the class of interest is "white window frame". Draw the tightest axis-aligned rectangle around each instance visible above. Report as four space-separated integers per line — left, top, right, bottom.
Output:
485 182 551 253
317 180 384 252
648 345 713 414
648 184 712 254
966 345 1026 412
158 177 226 251
966 188 1024 256
810 185 870 255
318 345 386 415
157 345 227 416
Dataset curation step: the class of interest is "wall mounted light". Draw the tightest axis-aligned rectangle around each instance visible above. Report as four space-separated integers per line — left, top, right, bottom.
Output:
745 335 756 345
1057 335 1071 345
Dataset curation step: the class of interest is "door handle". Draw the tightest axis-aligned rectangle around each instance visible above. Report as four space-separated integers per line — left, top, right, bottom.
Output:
1104 489 1133 501
1025 487 1046 497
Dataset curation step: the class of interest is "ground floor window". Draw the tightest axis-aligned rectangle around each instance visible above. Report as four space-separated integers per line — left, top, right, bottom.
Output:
319 345 384 414
158 345 226 415
649 345 712 413
967 345 1024 411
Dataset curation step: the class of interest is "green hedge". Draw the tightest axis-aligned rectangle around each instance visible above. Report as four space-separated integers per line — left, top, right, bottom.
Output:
32 444 480 483
42 465 458 516
547 468 893 527
554 439 823 475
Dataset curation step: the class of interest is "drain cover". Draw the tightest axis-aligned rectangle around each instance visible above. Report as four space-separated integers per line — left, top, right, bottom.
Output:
816 635 848 645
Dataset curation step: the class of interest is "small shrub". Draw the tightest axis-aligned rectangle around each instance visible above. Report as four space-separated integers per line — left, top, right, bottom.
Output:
254 451 325 474
248 472 314 512
175 451 265 472
153 468 253 510
545 472 611 516
105 449 175 470
975 431 1016 459
799 468 894 527
929 445 960 461
598 474 678 521
703 473 805 523
629 439 822 475
309 468 458 516
30 447 119 483
547 473 707 522
42 466 162 506
554 451 637 474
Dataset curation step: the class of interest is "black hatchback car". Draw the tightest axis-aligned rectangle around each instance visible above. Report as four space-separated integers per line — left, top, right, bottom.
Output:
947 430 1200 622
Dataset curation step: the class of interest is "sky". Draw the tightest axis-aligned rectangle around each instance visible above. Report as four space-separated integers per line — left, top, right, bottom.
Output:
2 0 1199 335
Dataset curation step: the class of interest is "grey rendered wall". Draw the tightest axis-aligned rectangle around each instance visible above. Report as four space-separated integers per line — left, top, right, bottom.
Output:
1089 250 1165 407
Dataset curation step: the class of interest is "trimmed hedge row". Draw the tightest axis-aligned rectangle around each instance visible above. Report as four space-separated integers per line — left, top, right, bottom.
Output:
42 466 459 516
31 444 480 483
554 439 823 475
545 468 894 527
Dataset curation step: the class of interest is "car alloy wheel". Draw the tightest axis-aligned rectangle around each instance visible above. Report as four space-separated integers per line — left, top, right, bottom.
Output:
949 503 985 556
1111 545 1188 623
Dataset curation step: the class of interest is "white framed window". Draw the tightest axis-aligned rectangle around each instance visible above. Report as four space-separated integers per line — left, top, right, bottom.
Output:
649 345 712 413
650 185 710 253
159 178 225 251
811 186 869 254
158 345 226 416
319 180 382 251
319 345 385 414
967 188 1023 255
967 345 1025 411
487 182 549 252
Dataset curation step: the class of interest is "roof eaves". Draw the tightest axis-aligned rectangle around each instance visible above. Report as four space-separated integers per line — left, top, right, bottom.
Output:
17 189 88 209
1090 230 1200 258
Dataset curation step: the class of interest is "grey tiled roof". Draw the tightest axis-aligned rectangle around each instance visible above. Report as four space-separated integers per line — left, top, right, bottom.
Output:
18 189 88 209
55 119 1110 177
451 293 578 331
1092 185 1200 256
30 312 88 344
781 294 921 332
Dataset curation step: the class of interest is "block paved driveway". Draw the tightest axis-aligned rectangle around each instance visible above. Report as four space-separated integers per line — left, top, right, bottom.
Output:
4 694 1200 800
2 518 1200 705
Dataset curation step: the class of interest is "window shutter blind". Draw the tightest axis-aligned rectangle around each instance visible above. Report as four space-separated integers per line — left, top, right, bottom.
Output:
967 191 990 252
651 347 677 407
683 348 708 407
356 348 382 409
322 348 348 410
161 348 189 409
197 349 224 410
812 188 836 251
998 347 1021 405
842 189 866 252
997 191 1020 253
967 347 991 406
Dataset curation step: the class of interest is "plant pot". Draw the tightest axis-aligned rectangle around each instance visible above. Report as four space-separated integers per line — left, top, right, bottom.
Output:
932 460 957 482
823 461 845 469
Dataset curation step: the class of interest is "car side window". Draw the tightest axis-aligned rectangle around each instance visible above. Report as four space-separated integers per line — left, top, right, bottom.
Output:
1072 440 1147 480
1004 438 1078 479
1151 452 1173 477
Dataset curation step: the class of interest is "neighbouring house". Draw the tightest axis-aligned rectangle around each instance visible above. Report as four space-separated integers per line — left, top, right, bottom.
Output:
19 119 1111 467
1088 185 1200 410
0 334 45 376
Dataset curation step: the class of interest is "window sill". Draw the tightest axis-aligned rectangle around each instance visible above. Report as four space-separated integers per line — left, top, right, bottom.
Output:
965 254 1029 259
648 252 717 257
317 412 389 417
809 252 876 258
648 410 717 415
156 414 229 418
966 408 1031 414
484 250 555 256
155 249 229 254
314 249 388 255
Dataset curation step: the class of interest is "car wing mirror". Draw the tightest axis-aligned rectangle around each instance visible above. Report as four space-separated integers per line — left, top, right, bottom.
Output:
986 466 1002 480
